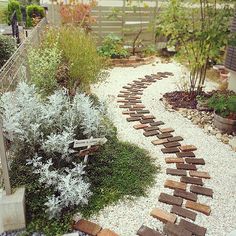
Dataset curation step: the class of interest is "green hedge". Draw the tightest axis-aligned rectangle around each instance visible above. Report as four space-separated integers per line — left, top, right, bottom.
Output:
7 0 22 23
26 4 45 27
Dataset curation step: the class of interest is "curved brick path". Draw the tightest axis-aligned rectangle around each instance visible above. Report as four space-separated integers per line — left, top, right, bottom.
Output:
117 72 213 236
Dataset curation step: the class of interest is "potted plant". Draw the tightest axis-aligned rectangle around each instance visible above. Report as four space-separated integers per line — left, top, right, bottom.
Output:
207 93 236 133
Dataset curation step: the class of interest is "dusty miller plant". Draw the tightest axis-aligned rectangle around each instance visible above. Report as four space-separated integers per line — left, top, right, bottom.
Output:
0 82 110 217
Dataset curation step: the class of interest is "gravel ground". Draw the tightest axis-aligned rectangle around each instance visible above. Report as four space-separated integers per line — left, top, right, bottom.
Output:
90 59 236 236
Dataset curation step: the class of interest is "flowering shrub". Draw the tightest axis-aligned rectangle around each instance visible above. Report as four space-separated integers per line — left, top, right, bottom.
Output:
1 82 110 217
28 44 61 96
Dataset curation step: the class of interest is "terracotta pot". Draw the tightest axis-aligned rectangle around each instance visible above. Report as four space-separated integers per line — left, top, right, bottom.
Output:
214 112 236 134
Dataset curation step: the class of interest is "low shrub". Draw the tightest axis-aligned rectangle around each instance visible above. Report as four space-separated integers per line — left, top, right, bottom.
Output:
26 4 45 27
98 34 129 59
0 35 16 68
7 0 22 23
44 27 106 93
207 93 236 118
0 3 8 24
143 44 156 57
28 43 61 96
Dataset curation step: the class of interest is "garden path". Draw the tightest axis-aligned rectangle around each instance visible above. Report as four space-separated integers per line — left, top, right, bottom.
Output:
91 59 236 236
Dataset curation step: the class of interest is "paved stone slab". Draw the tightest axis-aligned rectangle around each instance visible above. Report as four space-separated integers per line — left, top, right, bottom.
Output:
158 192 183 206
129 100 142 103
176 152 196 158
140 119 154 124
174 189 198 202
168 136 184 142
165 157 184 164
137 225 164 236
161 147 180 153
150 121 165 126
123 86 132 89
164 142 181 148
185 158 205 165
73 219 102 236
97 229 119 236
152 139 169 145
127 117 141 122
166 168 187 176
180 176 203 186
117 100 129 103
176 163 197 170
142 115 156 120
133 124 149 130
119 105 132 108
129 108 143 111
164 179 187 191
159 128 175 133
189 171 211 179
179 145 197 152
118 94 128 97
185 200 211 216
157 133 173 139
137 110 150 114
130 114 143 117
144 126 159 132
120 90 130 94
144 130 159 137
190 185 213 197
171 205 197 221
163 223 192 236
122 111 135 115
150 208 177 224
179 219 207 236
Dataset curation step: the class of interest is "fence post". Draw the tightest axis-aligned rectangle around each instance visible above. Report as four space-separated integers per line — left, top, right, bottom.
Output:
0 122 12 195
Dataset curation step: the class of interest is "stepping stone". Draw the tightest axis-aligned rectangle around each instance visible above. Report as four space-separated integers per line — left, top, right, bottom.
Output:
176 163 197 170
129 95 141 99
190 185 213 197
122 111 135 115
144 130 159 137
117 100 129 103
150 121 165 126
150 208 177 224
165 157 184 164
130 114 143 117
134 124 149 130
171 205 197 221
133 104 145 108
163 223 192 236
164 142 181 148
164 179 187 191
144 126 159 132
159 128 174 133
119 105 132 108
123 86 132 89
176 152 195 158
168 136 183 142
129 108 143 111
158 192 183 206
179 145 197 152
73 220 102 236
152 139 168 145
189 171 211 179
180 176 203 186
142 115 156 120
120 90 130 94
185 200 211 216
137 110 150 114
161 147 180 153
157 133 173 139
137 225 164 236
185 158 205 165
97 229 118 236
127 117 141 122
166 168 187 176
140 119 154 124
179 219 207 236
174 189 197 202
129 100 142 103
117 94 127 97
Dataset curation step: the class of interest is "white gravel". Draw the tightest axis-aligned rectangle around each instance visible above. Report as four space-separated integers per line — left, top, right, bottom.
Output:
90 59 236 236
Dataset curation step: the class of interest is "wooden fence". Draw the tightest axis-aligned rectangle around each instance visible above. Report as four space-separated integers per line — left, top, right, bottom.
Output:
47 0 167 46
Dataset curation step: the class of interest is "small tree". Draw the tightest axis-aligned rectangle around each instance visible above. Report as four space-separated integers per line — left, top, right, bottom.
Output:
159 0 234 94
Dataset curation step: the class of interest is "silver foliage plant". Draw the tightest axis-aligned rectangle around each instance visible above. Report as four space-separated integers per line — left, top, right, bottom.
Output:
0 82 109 218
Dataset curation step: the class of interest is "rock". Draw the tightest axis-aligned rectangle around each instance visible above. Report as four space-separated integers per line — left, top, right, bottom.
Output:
229 138 236 151
221 136 229 144
216 133 222 140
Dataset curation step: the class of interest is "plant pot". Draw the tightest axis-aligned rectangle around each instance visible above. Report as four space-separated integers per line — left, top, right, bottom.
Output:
220 70 229 80
213 112 236 134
